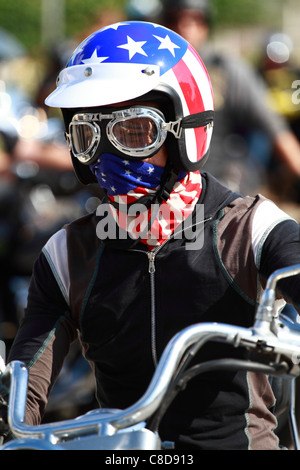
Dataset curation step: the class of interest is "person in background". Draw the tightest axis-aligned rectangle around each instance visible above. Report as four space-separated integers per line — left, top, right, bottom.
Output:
158 0 300 199
256 32 300 203
0 46 80 355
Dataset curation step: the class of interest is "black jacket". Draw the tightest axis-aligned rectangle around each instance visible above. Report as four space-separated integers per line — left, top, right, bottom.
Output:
8 173 300 449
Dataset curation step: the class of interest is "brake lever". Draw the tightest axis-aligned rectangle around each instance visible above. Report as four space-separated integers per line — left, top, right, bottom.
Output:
254 264 300 335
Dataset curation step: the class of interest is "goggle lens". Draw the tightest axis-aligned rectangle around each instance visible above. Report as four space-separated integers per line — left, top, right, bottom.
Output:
70 122 99 157
112 117 158 149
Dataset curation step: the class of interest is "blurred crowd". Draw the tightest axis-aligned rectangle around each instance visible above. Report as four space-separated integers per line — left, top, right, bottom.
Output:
0 25 104 354
1 0 300 420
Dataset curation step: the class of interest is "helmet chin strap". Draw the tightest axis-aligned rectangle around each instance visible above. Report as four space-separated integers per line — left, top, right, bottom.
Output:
107 160 180 212
105 161 180 247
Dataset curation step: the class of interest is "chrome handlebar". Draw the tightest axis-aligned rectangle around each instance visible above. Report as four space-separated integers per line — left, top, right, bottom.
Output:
2 265 300 447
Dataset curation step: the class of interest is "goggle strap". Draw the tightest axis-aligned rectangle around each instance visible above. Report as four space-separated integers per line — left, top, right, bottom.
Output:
181 110 214 130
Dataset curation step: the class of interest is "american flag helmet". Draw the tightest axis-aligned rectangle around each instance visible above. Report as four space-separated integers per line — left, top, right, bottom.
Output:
45 21 214 184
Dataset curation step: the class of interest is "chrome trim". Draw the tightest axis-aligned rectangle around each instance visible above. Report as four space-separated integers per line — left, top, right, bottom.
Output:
2 265 300 449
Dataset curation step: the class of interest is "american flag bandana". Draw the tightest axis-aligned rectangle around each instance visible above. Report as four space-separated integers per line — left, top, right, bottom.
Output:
90 153 167 195
91 154 202 249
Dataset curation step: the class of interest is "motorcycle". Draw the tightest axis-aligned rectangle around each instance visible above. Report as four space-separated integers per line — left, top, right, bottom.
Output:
1 264 300 450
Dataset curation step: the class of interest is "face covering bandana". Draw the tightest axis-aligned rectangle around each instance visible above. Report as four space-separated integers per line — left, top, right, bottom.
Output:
90 154 202 250
90 153 166 195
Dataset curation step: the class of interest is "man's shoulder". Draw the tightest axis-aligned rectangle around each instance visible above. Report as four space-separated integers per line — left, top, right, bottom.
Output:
200 171 241 215
61 210 101 243
66 211 98 231
43 211 101 260
201 172 275 217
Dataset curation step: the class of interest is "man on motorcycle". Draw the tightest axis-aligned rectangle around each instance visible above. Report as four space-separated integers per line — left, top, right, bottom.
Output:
6 21 300 450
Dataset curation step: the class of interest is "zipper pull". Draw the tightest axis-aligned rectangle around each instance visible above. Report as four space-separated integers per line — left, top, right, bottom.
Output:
148 252 156 274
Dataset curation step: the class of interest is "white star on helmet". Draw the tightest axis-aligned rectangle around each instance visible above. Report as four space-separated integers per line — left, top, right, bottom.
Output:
153 34 180 57
117 36 148 60
81 49 109 64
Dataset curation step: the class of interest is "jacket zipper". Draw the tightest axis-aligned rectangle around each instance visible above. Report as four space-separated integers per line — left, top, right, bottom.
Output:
147 235 171 367
148 251 157 366
135 216 212 368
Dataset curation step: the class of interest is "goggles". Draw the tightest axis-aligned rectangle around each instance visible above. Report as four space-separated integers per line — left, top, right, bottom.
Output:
65 107 182 164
